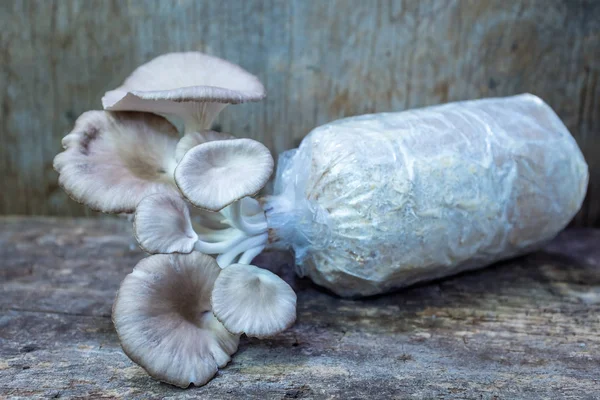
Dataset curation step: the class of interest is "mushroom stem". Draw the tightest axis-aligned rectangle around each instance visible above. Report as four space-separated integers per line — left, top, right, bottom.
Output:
184 198 270 266
195 226 242 242
228 200 268 235
238 244 265 264
183 102 226 133
194 230 249 254
217 233 268 268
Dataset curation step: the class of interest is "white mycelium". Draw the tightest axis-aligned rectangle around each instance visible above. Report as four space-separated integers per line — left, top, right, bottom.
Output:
264 94 589 297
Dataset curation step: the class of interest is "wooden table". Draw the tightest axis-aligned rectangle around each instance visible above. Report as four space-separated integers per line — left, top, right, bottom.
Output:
1 217 599 399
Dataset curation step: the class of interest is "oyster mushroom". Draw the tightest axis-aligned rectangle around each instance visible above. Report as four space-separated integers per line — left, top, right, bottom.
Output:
134 193 198 254
102 52 265 133
53 111 180 213
175 138 274 212
211 263 297 338
112 252 239 388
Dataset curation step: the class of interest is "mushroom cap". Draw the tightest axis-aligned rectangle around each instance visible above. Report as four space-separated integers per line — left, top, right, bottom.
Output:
211 264 297 338
102 52 266 131
175 130 236 163
134 193 198 254
175 138 274 211
53 111 180 214
112 252 239 388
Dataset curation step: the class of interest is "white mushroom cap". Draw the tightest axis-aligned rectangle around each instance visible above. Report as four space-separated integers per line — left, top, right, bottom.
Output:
53 111 180 213
175 138 274 211
112 252 239 388
175 130 235 163
211 264 297 338
102 52 266 132
134 193 198 254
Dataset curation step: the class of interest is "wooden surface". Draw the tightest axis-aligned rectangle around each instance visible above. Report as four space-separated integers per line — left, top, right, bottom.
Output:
1 217 599 399
0 0 599 225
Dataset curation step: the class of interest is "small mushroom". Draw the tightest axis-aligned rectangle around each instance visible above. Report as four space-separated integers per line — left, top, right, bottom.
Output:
53 111 180 213
102 52 265 133
175 138 274 212
112 252 239 388
134 193 198 254
211 264 297 338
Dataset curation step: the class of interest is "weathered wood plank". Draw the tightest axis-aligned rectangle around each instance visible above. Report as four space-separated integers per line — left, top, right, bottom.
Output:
1 217 599 399
0 0 599 225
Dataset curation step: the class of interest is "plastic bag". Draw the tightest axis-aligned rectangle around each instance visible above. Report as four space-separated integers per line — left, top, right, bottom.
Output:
264 94 588 297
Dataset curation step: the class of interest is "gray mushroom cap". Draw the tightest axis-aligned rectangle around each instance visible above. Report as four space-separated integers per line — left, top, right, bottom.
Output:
211 263 297 338
102 52 266 132
134 193 198 254
112 252 239 388
53 111 180 214
175 138 274 211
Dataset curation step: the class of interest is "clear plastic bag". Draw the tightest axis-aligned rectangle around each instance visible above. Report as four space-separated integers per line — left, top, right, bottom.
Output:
264 94 588 297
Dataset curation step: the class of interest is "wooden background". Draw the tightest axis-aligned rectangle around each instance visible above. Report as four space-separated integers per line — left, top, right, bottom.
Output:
1 0 599 225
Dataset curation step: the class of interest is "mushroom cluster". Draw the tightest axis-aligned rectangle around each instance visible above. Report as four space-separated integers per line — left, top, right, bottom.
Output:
54 52 296 388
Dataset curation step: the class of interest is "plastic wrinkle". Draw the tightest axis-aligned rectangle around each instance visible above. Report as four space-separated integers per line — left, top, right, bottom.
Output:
264 94 589 297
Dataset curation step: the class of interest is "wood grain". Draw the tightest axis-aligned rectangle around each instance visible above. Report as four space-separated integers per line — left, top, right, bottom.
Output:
0 0 599 225
1 217 599 398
